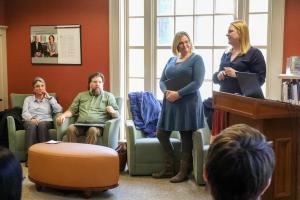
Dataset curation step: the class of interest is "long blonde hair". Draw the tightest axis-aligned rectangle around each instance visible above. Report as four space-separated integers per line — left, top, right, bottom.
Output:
230 20 251 55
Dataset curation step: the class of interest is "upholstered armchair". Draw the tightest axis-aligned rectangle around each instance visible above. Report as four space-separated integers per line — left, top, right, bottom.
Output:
56 97 122 150
126 119 181 175
126 99 210 184
7 93 60 161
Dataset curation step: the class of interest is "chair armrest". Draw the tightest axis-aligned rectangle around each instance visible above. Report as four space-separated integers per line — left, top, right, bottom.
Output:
125 120 144 142
52 113 62 129
7 116 17 151
55 117 76 141
200 125 211 145
192 129 210 185
125 119 146 175
102 117 121 149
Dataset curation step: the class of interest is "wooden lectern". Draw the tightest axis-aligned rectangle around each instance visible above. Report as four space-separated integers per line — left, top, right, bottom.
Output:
213 91 300 200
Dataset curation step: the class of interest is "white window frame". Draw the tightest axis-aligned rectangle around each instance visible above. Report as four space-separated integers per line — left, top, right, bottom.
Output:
109 0 285 140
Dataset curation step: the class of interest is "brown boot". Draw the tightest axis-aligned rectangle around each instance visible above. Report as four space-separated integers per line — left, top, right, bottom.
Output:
170 160 191 183
152 153 175 178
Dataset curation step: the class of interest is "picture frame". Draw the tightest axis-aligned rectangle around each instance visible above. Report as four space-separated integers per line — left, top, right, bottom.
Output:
30 25 82 65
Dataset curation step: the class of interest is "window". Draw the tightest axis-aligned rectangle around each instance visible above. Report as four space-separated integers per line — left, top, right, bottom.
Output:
110 0 284 139
125 0 270 101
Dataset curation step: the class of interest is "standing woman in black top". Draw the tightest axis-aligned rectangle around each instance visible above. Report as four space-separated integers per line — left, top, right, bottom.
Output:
212 20 266 93
210 20 266 138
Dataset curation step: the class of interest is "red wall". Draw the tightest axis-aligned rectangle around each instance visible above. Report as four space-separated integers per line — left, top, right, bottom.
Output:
283 0 300 71
5 0 109 109
0 0 5 25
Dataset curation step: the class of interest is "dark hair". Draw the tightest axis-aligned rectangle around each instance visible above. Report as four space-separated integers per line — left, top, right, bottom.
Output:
32 76 45 87
205 124 275 200
49 34 55 41
0 147 23 200
88 72 104 88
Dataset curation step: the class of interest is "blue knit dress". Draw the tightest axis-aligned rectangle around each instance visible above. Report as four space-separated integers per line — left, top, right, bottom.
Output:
157 53 205 131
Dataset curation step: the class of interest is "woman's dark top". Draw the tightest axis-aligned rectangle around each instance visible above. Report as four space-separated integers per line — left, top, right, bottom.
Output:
212 47 266 94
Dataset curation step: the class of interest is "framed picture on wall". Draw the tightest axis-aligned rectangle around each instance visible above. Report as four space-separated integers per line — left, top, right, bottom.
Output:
30 25 82 65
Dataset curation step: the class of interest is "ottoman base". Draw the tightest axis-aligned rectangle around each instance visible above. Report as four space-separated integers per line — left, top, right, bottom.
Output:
29 176 118 198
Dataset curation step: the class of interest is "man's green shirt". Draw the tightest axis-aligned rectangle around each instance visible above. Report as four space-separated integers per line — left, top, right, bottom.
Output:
68 91 119 123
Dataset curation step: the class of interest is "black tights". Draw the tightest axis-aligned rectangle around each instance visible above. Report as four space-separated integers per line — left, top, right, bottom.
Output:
156 130 193 160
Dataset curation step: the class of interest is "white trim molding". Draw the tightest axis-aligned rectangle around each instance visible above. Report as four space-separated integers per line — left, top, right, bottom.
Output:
267 0 285 100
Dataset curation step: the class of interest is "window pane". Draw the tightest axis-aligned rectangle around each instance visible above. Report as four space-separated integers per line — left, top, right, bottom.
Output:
129 78 144 92
200 81 213 99
129 18 144 46
176 0 193 15
157 0 174 16
129 49 144 77
129 0 144 17
195 0 213 14
176 16 193 40
214 15 234 46
194 16 213 46
249 14 268 45
157 17 174 46
215 0 235 14
213 49 226 72
156 79 164 100
194 49 212 80
249 0 268 13
156 49 173 78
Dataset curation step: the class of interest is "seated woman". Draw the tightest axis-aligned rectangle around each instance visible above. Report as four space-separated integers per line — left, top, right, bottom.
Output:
22 77 62 163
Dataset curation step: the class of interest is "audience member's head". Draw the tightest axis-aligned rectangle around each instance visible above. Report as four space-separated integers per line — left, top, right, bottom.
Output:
205 124 275 200
88 72 105 96
0 147 23 200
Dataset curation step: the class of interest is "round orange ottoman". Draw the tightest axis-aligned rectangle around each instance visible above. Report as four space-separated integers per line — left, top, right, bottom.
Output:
28 142 119 197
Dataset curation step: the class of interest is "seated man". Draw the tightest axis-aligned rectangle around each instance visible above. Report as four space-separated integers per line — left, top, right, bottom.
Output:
205 124 275 200
56 72 119 144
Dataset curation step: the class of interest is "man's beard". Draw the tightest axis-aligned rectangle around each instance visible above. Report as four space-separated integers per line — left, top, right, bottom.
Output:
90 88 101 96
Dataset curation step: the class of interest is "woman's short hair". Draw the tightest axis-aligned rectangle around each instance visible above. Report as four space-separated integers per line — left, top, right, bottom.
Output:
230 20 251 54
205 124 275 200
32 77 45 87
0 147 23 200
172 31 193 56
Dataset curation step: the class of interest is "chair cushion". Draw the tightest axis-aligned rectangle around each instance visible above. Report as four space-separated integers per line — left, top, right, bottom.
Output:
135 138 181 163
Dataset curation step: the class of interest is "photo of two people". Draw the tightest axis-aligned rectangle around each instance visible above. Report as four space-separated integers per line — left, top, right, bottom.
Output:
31 34 58 58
